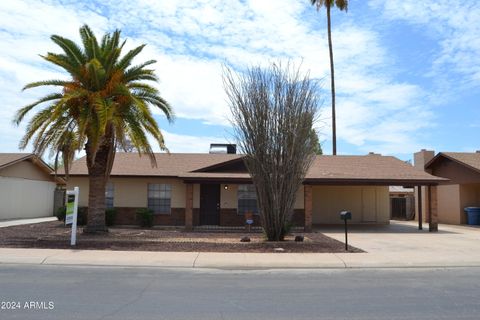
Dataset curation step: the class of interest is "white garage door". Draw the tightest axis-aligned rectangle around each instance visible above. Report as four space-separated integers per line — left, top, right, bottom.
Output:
0 177 56 220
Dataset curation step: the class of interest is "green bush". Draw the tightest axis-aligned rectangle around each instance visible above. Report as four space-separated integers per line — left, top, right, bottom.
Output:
105 208 116 226
57 206 115 226
136 208 154 228
280 221 294 240
56 206 86 225
56 206 66 221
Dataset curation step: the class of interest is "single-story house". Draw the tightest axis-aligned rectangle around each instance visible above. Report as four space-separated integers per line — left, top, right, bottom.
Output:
64 147 444 231
0 153 62 220
414 149 480 225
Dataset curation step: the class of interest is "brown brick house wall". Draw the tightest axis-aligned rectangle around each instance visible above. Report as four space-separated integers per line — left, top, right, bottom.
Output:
114 207 186 226
112 207 305 227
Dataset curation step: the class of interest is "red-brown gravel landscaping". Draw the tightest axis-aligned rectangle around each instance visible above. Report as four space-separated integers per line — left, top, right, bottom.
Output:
0 221 362 253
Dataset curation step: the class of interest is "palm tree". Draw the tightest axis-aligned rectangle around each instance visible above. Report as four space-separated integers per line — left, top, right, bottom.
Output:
14 25 173 233
311 0 348 155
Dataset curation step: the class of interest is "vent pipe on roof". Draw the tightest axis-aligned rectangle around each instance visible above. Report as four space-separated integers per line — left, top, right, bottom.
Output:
476 150 480 153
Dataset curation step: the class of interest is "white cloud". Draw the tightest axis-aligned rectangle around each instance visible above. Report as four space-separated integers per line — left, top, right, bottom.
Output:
0 0 440 156
370 0 480 88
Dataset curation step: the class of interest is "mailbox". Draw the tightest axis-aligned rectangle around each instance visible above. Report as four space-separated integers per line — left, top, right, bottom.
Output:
340 210 352 220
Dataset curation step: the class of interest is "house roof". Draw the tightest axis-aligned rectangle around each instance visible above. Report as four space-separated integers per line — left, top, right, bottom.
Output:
304 154 445 185
0 153 36 169
0 153 64 183
63 153 241 177
425 152 480 174
65 152 445 185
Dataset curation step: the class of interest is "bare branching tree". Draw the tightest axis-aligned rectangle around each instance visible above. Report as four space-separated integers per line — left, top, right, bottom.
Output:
224 63 320 241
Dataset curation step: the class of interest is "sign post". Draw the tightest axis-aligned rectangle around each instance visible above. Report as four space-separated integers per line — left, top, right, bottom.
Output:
65 187 79 246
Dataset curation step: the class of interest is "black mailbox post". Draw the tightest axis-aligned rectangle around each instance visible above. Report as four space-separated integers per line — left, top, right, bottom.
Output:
340 210 352 251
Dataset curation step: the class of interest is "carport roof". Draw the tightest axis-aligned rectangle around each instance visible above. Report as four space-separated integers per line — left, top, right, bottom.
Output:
65 153 445 185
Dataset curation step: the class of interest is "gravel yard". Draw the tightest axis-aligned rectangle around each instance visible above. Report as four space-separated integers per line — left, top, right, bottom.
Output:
0 221 362 253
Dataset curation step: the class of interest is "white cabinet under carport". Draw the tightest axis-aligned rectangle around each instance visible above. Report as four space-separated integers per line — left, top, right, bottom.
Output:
311 185 390 224
0 176 56 220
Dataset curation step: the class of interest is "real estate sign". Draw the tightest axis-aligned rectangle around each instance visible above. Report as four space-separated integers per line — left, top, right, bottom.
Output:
65 187 79 246
65 194 76 225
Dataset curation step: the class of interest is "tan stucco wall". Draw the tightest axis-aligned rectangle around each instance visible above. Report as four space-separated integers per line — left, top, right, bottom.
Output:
193 184 200 208
220 184 238 209
66 177 89 206
67 177 187 208
416 183 480 225
436 184 462 224
460 183 480 223
219 184 304 210
312 186 389 224
0 177 55 220
0 160 52 181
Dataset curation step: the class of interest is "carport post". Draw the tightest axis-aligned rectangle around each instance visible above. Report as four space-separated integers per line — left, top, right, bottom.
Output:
428 185 438 232
418 186 423 230
185 183 193 231
304 185 312 232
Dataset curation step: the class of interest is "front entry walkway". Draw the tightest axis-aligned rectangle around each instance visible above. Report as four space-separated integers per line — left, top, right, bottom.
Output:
0 217 57 228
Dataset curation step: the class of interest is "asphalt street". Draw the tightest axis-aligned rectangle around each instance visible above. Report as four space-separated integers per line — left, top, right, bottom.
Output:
1 265 480 320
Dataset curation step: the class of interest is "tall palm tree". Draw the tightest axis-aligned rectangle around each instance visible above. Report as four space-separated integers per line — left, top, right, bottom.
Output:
311 0 348 155
14 25 173 233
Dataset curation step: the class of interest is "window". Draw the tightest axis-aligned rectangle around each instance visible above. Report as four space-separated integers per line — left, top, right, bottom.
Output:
238 184 258 215
148 184 171 214
105 182 114 208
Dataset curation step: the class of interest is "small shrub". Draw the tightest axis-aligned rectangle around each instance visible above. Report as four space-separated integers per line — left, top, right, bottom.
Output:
56 206 66 221
56 206 86 225
105 208 116 226
281 221 294 238
136 208 154 228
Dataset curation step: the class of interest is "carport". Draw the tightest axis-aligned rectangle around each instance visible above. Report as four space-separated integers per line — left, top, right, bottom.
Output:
303 154 447 232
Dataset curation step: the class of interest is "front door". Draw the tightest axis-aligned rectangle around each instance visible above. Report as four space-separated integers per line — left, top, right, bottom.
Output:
200 184 220 225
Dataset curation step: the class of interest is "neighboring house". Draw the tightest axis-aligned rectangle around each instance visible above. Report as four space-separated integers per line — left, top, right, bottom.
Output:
415 150 480 225
389 186 415 220
63 146 443 230
0 153 61 220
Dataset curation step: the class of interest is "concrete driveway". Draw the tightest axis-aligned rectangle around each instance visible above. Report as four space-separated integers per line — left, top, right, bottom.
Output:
316 221 480 267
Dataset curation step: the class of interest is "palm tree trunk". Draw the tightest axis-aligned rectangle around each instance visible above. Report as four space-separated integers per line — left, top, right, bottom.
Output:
326 5 337 155
83 141 112 233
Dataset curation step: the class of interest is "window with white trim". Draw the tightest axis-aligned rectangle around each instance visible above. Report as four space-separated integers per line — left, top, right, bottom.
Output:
237 184 258 215
148 184 171 214
105 182 114 209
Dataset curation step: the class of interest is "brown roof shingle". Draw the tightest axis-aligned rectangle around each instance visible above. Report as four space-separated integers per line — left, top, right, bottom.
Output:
427 152 480 173
0 153 35 169
66 152 445 185
65 153 241 177
305 154 444 184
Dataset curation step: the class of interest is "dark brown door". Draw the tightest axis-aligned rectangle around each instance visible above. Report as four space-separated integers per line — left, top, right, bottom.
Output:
200 184 220 225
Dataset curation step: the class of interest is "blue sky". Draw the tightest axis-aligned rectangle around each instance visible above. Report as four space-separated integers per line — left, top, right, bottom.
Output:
0 0 479 161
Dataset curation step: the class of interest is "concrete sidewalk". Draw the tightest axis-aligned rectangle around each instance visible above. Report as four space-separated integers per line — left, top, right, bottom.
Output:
0 217 57 228
1 247 480 269
0 221 479 269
